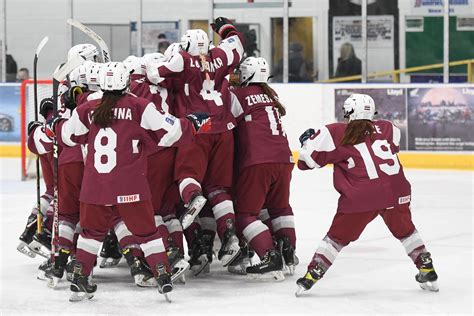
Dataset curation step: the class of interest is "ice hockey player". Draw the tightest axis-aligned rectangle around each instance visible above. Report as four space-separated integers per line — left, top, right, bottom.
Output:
146 17 244 268
295 93 439 296
46 62 211 302
229 57 297 280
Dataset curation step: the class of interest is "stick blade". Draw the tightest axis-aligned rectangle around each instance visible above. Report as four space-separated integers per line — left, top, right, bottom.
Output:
35 36 49 57
53 55 86 81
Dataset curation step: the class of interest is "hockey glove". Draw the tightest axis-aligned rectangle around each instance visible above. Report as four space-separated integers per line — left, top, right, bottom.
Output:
27 121 43 136
39 97 54 119
211 17 236 39
186 112 211 134
299 128 315 147
63 86 83 111
45 116 64 139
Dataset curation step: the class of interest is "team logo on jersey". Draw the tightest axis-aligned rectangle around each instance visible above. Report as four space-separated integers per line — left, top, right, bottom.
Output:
398 195 411 204
117 194 140 204
165 116 175 125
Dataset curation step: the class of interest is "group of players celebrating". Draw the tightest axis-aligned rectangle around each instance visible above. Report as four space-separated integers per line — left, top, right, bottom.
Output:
17 17 439 303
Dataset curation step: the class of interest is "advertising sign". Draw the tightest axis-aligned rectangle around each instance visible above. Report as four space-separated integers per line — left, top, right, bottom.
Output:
0 84 21 142
407 87 474 150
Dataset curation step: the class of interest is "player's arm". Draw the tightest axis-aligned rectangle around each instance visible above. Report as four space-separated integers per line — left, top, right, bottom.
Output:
390 122 402 153
139 102 211 147
297 125 339 170
212 17 244 68
46 105 90 147
146 53 184 85
229 91 245 123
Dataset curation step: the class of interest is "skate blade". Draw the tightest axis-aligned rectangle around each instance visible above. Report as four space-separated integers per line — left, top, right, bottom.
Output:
420 281 439 292
17 242 37 258
37 270 51 281
178 274 186 285
99 257 121 268
69 292 94 302
171 260 190 283
28 240 50 259
180 196 207 230
66 272 73 282
135 274 158 287
164 293 172 303
295 284 307 297
47 276 60 288
247 270 285 282
285 264 295 276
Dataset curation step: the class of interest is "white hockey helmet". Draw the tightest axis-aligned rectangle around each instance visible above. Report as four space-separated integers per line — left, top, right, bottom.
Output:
163 43 181 61
67 44 99 62
69 61 94 88
343 94 377 121
143 52 166 67
99 62 130 92
123 55 146 76
85 62 103 92
239 57 270 86
180 29 209 56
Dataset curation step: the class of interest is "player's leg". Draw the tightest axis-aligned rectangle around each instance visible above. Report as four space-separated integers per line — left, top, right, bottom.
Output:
235 164 284 280
161 184 184 254
266 164 297 274
296 210 378 296
50 162 84 284
70 202 112 301
116 200 173 297
204 131 240 267
174 135 210 229
188 204 215 275
381 204 439 291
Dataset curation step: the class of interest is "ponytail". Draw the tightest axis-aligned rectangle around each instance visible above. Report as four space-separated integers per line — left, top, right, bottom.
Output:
260 83 286 117
341 120 375 146
92 91 123 128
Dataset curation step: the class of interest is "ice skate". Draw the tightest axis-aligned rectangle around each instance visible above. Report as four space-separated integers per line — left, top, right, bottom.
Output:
217 220 241 267
69 264 96 302
17 214 39 258
167 247 190 283
227 240 253 275
122 248 157 287
47 248 71 288
99 230 121 268
180 193 207 230
66 256 76 282
295 262 327 297
415 252 439 292
188 231 210 276
37 258 53 281
246 249 284 281
155 264 173 303
277 237 298 275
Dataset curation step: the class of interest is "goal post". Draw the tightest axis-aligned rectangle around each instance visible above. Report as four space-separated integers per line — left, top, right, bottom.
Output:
20 79 53 180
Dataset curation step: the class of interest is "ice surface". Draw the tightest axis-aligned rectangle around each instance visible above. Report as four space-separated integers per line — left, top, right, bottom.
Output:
1 158 472 315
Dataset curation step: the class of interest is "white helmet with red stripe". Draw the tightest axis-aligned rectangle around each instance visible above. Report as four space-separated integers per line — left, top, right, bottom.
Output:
123 55 146 76
239 57 270 86
180 29 209 56
69 61 92 88
343 94 377 121
99 62 130 92
85 62 103 91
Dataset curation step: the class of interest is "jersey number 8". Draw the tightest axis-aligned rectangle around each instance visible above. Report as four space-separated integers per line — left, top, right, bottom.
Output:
94 128 117 173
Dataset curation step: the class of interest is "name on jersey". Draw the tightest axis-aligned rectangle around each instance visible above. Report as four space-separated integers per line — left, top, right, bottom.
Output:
89 108 132 123
190 57 224 73
245 94 272 106
117 194 140 204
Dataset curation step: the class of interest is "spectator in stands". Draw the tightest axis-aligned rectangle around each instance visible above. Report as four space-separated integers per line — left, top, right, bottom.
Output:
272 42 312 83
17 68 30 82
334 42 361 82
157 33 170 54
6 46 18 82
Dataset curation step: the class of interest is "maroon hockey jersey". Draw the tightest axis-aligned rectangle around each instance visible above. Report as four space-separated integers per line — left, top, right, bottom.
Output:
298 120 411 214
57 93 195 205
147 34 244 134
230 85 293 172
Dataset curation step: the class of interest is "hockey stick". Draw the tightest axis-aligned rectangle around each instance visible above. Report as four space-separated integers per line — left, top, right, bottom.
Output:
67 19 110 63
33 36 49 235
50 56 87 257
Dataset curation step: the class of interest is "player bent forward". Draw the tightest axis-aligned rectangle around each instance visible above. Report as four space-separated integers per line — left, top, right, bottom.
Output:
296 94 438 296
47 62 210 302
